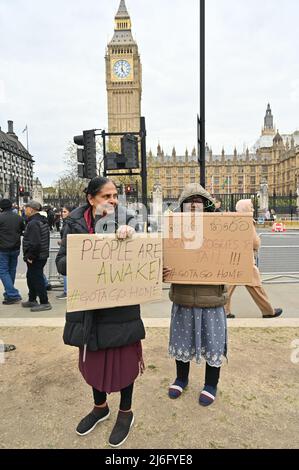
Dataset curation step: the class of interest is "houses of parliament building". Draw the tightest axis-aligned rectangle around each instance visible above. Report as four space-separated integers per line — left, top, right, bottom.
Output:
148 104 299 198
106 2 299 199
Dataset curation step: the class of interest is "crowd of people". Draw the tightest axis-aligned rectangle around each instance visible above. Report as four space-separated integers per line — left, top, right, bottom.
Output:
0 179 284 448
0 200 75 310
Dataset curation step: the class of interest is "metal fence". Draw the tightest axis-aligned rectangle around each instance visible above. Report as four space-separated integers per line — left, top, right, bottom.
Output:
45 247 63 287
43 197 85 209
269 194 297 217
257 233 299 283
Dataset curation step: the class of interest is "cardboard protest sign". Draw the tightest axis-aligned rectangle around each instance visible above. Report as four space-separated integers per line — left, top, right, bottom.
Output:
163 212 254 285
67 234 162 313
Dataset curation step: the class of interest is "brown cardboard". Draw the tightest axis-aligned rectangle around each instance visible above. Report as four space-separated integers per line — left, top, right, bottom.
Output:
163 212 254 285
67 233 163 313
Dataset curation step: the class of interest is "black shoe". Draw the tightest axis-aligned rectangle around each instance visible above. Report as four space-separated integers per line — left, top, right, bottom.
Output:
3 344 16 352
76 407 110 436
108 411 134 448
30 303 52 312
22 301 38 308
46 284 53 291
56 293 67 300
263 308 283 318
226 313 235 319
2 298 21 305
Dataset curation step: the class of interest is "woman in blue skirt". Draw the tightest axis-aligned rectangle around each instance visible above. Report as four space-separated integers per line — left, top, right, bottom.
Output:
163 183 228 406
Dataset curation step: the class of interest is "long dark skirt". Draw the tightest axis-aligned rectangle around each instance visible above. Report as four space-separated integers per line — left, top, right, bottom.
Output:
79 341 143 393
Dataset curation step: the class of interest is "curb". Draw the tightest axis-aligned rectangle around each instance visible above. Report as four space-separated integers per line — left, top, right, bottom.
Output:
0 318 299 328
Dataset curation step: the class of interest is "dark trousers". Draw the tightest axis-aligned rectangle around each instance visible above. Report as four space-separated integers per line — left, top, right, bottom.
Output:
92 383 134 411
26 259 48 304
176 360 220 387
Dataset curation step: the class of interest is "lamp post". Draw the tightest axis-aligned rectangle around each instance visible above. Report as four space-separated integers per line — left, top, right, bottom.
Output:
198 0 205 188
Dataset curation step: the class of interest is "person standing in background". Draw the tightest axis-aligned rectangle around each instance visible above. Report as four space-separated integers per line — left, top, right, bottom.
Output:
22 201 52 312
0 199 24 305
225 199 283 319
56 205 73 300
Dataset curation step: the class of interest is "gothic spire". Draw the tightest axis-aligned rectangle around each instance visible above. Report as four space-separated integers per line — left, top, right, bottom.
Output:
115 0 130 19
264 103 274 130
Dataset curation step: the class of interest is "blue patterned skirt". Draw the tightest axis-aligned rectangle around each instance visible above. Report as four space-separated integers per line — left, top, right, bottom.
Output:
169 304 227 367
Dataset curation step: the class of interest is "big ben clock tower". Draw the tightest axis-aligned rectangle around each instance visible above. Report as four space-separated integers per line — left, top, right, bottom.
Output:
106 0 142 151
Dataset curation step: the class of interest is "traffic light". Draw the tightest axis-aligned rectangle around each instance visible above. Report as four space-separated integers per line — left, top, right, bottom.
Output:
105 134 139 171
105 152 126 170
74 130 97 179
125 184 137 196
19 186 25 196
121 134 139 169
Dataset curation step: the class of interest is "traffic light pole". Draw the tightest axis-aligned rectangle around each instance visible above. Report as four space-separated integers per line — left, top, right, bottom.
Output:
199 0 206 188
140 117 147 211
102 130 107 177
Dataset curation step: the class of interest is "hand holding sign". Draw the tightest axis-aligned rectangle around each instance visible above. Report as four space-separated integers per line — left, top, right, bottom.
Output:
163 266 173 282
116 225 135 240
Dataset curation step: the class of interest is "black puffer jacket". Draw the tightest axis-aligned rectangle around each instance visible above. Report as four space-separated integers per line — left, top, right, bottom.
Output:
56 204 145 351
0 209 24 251
23 213 50 261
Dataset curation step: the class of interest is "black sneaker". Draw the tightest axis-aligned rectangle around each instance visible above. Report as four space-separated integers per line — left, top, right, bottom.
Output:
30 303 52 312
76 407 110 436
108 411 134 448
46 284 53 291
2 298 21 305
22 301 38 308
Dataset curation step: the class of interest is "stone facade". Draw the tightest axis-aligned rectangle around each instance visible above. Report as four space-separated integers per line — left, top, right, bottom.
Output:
147 105 299 198
32 177 43 205
0 121 34 200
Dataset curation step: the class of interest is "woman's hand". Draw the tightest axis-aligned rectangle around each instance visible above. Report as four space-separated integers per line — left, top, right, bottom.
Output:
163 266 173 282
116 225 135 240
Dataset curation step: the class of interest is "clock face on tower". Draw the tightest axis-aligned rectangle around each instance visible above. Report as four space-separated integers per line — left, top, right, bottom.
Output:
113 60 131 79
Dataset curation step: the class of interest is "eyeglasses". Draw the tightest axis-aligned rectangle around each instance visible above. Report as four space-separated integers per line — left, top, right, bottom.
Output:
184 197 204 204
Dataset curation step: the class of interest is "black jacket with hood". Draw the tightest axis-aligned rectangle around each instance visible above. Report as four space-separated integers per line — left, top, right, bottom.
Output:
23 213 50 261
0 209 24 252
56 204 145 353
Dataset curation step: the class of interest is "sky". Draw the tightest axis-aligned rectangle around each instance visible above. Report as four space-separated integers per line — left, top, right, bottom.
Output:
0 0 298 186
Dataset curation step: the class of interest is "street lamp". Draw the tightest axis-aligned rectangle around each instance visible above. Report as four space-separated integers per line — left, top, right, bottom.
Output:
198 0 205 188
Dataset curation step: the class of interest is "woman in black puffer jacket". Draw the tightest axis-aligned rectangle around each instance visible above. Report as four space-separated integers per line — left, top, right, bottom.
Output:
56 177 145 448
